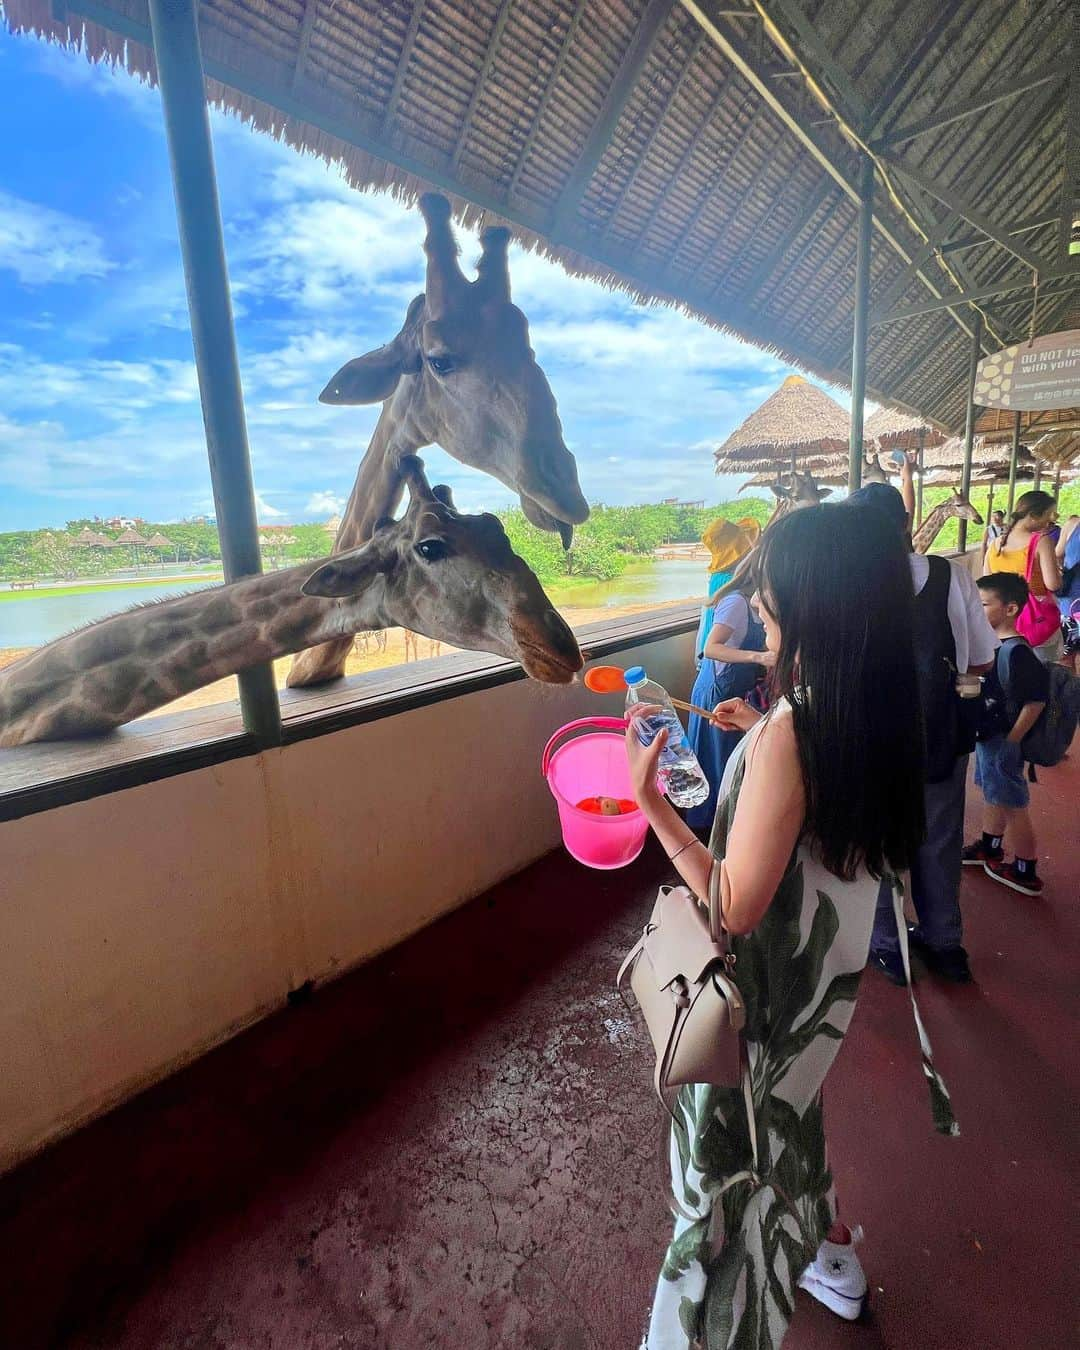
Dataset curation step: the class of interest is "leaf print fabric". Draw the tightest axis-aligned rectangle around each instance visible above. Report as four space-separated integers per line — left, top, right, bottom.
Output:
641 711 956 1350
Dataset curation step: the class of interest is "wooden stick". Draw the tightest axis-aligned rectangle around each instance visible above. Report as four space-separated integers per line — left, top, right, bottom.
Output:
670 695 718 721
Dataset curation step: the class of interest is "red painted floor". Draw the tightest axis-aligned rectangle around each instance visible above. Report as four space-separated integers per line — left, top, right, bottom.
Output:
1 750 1076 1350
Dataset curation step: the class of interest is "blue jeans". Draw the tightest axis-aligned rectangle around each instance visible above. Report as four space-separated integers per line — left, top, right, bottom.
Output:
872 754 968 955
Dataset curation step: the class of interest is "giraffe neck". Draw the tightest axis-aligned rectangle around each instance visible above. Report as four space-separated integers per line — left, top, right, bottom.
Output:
912 503 955 554
335 397 426 551
0 562 390 746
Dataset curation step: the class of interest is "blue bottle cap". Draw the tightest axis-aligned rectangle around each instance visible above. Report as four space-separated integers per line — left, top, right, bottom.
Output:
623 665 646 686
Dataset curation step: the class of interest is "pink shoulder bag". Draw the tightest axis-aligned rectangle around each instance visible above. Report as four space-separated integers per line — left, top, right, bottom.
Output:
1015 533 1061 647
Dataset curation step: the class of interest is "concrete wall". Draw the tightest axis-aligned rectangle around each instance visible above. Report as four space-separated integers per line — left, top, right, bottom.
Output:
0 632 693 1171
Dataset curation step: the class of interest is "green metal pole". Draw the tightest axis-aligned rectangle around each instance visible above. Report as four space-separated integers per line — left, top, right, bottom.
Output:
1006 411 1021 513
915 428 925 527
849 154 874 491
147 0 281 745
957 312 983 554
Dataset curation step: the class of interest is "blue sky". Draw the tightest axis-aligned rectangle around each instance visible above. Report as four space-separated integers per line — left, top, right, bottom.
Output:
0 25 841 531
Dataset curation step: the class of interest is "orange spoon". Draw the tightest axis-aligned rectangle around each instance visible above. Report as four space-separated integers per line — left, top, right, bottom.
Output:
584 665 719 723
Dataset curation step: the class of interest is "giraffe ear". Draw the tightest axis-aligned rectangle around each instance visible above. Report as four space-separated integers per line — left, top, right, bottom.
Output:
301 540 391 598
318 296 424 405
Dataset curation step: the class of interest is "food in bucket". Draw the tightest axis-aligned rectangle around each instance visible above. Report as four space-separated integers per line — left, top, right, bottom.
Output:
576 795 637 815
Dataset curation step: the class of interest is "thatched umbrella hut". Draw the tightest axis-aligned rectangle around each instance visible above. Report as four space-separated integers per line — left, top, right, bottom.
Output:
145 532 175 568
714 375 853 479
115 526 149 568
72 527 102 548
922 436 1042 523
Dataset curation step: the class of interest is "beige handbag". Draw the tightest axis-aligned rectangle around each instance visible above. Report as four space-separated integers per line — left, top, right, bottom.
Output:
616 862 747 1114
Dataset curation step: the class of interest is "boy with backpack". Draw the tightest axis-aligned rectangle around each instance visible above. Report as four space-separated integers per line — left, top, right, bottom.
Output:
963 574 1050 896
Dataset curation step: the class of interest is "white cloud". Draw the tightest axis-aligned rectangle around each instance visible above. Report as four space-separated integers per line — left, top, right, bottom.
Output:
0 191 113 285
304 490 346 517
254 493 285 520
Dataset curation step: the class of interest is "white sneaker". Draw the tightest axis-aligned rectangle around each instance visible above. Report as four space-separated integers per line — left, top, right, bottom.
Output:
797 1224 868 1321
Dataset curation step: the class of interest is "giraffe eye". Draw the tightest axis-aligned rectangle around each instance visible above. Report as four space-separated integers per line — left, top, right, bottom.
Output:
427 355 456 376
416 538 450 562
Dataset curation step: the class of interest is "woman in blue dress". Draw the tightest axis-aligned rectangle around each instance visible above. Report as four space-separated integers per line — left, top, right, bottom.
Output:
686 576 773 831
693 516 761 666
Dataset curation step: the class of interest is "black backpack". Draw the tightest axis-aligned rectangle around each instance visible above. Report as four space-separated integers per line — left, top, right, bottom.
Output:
997 637 1080 769
913 556 978 782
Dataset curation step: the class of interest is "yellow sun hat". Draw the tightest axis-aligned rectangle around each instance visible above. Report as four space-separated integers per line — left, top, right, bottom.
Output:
701 516 761 574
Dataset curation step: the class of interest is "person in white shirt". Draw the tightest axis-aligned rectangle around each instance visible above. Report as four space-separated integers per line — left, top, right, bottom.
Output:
847 469 998 985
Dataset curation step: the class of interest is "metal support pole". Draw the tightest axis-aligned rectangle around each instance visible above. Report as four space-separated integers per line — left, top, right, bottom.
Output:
1053 461 1063 498
958 312 983 554
849 154 874 491
1034 460 1042 490
1007 412 1021 513
147 0 281 744
915 428 925 527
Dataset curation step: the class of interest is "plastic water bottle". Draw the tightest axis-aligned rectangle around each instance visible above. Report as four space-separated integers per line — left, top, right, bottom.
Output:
624 665 710 809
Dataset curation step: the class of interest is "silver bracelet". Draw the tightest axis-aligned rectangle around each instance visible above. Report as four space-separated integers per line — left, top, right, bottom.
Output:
668 838 696 862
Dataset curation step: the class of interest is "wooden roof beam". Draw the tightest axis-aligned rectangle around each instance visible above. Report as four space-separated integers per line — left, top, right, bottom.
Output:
679 0 984 346
878 152 1053 274
730 176 835 302
548 0 673 240
449 0 515 173
380 0 427 133
290 0 319 92
506 0 589 200
597 27 709 240
872 60 1069 151
940 213 1061 256
876 271 1080 325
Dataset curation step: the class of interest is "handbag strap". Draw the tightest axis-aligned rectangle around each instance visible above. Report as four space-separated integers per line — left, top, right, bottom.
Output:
888 871 960 1137
706 857 727 947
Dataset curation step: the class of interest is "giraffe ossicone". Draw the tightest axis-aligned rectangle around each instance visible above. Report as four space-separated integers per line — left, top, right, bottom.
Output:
0 459 582 748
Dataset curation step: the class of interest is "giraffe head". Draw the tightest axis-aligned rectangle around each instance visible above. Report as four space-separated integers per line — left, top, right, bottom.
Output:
301 458 582 683
945 488 983 524
319 194 589 547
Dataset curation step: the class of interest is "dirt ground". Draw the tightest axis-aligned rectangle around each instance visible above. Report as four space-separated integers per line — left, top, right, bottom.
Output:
0 599 688 724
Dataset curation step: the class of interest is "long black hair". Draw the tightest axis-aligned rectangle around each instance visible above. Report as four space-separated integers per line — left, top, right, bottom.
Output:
754 504 925 881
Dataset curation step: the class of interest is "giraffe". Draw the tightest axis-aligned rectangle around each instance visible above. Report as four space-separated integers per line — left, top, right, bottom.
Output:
0 460 582 747
287 193 589 689
911 490 983 554
718 468 831 598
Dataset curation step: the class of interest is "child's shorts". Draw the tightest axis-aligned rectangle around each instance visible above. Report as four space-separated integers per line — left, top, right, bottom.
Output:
975 735 1029 809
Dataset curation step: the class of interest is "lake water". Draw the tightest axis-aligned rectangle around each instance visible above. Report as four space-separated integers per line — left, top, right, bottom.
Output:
0 559 708 650
553 559 706 610
0 577 223 648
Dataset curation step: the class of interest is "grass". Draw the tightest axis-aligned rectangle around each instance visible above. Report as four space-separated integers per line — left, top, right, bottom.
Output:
0 572 224 602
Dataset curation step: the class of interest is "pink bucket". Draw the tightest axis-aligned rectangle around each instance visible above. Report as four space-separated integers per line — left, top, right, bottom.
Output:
541 717 649 870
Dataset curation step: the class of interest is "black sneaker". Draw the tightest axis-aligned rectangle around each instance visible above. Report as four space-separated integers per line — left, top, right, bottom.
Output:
868 947 907 986
961 840 1002 867
907 926 972 983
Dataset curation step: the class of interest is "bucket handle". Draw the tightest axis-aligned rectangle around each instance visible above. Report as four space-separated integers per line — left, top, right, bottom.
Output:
541 716 628 778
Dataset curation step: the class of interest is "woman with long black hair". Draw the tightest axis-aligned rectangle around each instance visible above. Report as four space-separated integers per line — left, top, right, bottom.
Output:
626 504 947 1349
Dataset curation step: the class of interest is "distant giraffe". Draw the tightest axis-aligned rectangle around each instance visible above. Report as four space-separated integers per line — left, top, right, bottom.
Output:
912 490 983 554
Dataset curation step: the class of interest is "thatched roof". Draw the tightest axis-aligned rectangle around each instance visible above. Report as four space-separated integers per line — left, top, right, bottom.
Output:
976 406 1080 442
922 436 1036 474
1028 430 1080 468
864 406 947 450
145 532 173 547
714 376 851 472
114 527 149 545
5 0 1075 436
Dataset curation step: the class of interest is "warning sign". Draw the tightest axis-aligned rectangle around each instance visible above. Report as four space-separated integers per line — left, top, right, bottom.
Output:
974 330 1080 411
